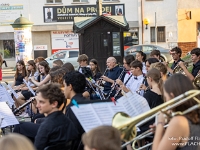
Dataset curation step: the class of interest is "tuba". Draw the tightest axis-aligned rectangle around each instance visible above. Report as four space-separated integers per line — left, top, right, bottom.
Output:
193 73 200 89
112 89 200 149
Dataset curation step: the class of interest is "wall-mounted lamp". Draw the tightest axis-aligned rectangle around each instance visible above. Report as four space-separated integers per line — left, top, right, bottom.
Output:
144 18 150 29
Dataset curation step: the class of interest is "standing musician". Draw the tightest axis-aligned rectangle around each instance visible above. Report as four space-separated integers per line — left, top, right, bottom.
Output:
101 57 125 97
152 74 200 150
177 48 200 81
164 47 184 75
118 60 144 94
116 55 135 94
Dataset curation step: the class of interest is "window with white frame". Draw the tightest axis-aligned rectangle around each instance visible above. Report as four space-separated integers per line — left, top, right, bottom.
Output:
73 0 88 2
150 26 166 42
46 0 62 3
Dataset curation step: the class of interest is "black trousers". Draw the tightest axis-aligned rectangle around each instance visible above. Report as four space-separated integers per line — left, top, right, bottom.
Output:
13 122 40 143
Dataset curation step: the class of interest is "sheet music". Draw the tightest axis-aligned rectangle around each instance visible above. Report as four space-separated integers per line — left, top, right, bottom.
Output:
0 84 15 108
126 92 150 115
71 92 150 132
0 102 19 128
6 83 19 99
92 103 114 125
23 79 35 96
71 104 102 132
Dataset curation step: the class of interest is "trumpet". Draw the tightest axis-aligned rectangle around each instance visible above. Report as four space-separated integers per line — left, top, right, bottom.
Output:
112 89 200 149
173 60 192 75
193 72 200 89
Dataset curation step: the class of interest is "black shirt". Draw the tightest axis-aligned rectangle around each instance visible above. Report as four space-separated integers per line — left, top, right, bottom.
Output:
93 72 102 81
34 111 78 150
171 59 184 70
143 90 163 109
192 60 200 77
65 94 87 150
103 65 125 94
139 90 164 133
15 73 25 86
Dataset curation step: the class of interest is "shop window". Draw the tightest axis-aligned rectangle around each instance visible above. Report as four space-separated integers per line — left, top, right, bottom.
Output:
73 0 88 2
2 40 15 58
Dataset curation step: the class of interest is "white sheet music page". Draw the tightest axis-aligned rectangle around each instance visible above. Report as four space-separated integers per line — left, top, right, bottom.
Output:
92 102 114 125
71 104 102 132
126 91 150 116
0 84 14 108
117 94 138 117
6 83 19 99
0 102 19 128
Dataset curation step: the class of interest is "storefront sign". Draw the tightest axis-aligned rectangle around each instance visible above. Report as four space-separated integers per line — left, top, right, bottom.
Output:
34 45 47 50
0 4 23 26
43 4 124 22
51 31 79 53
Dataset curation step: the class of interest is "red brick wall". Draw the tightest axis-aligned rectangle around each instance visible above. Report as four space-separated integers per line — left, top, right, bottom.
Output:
178 42 197 56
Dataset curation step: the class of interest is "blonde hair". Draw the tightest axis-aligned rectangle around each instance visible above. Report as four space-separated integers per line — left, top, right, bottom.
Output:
150 62 167 75
0 133 35 150
82 125 121 150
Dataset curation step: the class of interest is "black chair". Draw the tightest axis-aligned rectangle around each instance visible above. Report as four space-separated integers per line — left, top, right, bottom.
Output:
44 141 72 150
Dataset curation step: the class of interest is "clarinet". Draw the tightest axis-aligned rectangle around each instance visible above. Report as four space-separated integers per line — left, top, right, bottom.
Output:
106 68 125 99
98 67 108 87
112 73 133 100
13 98 36 114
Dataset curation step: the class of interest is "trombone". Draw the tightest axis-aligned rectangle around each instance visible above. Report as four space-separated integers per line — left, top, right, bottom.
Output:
112 89 200 149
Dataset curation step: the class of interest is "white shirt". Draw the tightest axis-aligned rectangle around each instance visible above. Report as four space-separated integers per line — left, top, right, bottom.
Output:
28 71 39 87
128 74 144 93
142 62 147 75
123 71 133 90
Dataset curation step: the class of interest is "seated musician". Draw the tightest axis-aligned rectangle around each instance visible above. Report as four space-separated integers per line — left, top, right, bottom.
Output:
77 54 93 98
34 83 78 150
152 74 200 150
101 57 125 97
177 47 200 81
117 60 144 94
12 60 27 91
164 47 184 75
15 60 39 116
89 59 102 81
82 125 121 150
115 55 135 95
150 49 163 62
150 62 168 82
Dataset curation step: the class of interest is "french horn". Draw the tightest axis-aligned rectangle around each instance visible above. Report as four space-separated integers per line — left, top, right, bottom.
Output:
173 60 191 75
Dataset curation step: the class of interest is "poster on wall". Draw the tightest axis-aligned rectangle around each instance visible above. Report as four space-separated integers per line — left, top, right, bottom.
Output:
14 28 33 64
0 4 23 26
51 31 79 54
43 4 125 23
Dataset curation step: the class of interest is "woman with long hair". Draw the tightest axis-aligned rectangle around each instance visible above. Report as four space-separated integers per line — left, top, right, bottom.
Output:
152 74 200 150
89 59 102 81
12 60 27 90
37 61 50 82
136 51 147 75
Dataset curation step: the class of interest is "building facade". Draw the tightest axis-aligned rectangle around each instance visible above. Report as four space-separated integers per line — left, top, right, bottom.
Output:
0 0 198 67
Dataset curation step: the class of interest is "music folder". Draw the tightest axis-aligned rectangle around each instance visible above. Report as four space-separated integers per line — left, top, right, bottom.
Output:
71 92 150 132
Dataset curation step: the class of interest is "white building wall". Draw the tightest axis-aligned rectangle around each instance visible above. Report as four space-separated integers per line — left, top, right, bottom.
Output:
142 0 178 48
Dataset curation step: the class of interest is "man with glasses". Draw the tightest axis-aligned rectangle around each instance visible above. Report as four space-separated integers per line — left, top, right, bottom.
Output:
164 47 184 75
